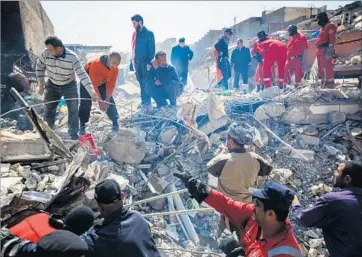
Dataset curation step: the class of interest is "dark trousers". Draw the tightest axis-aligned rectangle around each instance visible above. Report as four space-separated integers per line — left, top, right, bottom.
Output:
44 80 79 139
146 84 181 107
135 61 151 106
234 68 248 89
217 58 231 90
176 67 188 87
79 83 119 127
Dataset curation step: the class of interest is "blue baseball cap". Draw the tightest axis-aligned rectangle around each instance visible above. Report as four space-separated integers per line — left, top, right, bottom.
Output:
95 179 122 204
249 182 295 211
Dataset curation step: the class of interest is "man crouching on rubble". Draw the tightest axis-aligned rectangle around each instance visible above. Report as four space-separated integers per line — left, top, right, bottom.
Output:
146 51 182 108
174 173 302 257
0 206 94 257
79 52 121 134
81 179 161 257
207 123 272 236
292 161 362 257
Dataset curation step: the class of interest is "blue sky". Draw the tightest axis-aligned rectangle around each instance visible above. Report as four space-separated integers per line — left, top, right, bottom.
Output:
41 1 351 52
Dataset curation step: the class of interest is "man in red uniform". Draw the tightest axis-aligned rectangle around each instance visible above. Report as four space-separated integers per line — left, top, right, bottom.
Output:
255 31 287 89
314 12 337 87
174 173 302 257
251 38 264 92
285 25 309 88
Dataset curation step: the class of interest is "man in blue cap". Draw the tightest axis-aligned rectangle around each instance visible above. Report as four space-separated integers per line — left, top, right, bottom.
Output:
174 172 302 257
81 179 161 257
214 28 233 90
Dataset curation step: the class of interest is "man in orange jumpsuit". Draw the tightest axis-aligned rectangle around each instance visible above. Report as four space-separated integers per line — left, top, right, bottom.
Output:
315 12 337 87
174 173 302 257
251 37 264 92
285 25 309 88
256 31 287 89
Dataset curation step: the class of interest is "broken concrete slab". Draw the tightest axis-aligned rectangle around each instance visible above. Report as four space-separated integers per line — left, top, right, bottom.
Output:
199 116 230 135
282 105 328 125
158 126 178 145
118 82 141 99
290 149 315 162
328 111 347 126
324 145 341 156
309 102 360 115
107 128 148 164
297 134 320 146
259 86 282 98
254 102 286 120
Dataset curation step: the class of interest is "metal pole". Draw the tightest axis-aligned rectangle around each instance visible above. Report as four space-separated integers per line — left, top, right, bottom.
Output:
143 208 214 218
125 189 188 208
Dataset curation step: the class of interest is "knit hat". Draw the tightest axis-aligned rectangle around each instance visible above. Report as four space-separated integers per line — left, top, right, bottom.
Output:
228 122 253 146
65 206 94 235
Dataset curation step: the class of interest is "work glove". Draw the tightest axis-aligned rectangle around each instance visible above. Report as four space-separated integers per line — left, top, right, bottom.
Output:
253 52 263 63
218 234 245 257
324 45 335 60
173 172 210 204
0 228 31 257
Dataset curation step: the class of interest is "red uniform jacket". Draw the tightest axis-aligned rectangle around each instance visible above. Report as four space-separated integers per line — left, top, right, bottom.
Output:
9 213 56 243
84 57 119 98
315 22 337 47
287 33 308 59
205 190 302 257
255 39 287 59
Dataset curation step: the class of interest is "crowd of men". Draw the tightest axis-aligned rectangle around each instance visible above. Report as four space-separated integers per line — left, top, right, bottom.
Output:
215 12 337 91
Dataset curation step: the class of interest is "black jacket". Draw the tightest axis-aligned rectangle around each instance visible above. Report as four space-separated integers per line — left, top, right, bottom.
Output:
214 36 229 59
148 64 181 89
231 47 251 71
171 45 193 71
135 27 156 64
82 208 160 257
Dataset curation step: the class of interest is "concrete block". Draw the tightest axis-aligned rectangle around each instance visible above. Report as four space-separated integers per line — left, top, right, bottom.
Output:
254 102 286 120
309 102 359 115
297 134 320 146
290 149 315 162
282 105 328 125
328 111 346 126
199 115 230 135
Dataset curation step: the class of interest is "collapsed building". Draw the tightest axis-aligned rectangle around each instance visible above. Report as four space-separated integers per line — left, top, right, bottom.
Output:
1 1 362 257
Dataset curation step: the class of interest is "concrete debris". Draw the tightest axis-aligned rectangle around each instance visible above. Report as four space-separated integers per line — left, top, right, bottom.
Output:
290 149 315 162
324 145 341 156
282 105 328 125
297 134 320 146
107 128 148 164
328 111 347 126
254 102 286 120
159 126 178 145
310 183 333 196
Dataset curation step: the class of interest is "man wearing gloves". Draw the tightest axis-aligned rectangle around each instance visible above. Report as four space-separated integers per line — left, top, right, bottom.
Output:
207 123 272 235
214 28 233 90
231 39 251 90
174 173 302 257
292 161 362 257
36 36 98 140
285 25 308 88
131 14 156 113
314 12 337 88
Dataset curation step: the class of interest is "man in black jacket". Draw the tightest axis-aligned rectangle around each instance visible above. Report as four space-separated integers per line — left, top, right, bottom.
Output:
231 39 251 90
147 51 182 107
171 38 193 88
131 14 155 113
82 179 161 257
214 28 233 90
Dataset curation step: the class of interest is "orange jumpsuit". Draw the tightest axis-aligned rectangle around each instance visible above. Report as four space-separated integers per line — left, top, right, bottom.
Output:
256 39 287 88
251 40 263 85
213 49 223 82
285 33 308 88
315 22 337 85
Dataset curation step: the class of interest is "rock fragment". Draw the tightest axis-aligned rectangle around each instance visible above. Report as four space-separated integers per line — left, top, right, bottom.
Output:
290 149 315 162
297 134 320 146
328 111 346 126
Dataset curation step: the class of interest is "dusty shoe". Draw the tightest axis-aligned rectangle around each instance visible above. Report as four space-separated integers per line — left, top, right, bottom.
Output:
79 125 86 135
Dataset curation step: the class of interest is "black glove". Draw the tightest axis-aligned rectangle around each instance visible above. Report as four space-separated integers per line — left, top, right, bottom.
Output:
1 228 31 257
218 234 240 254
226 247 245 257
173 172 210 204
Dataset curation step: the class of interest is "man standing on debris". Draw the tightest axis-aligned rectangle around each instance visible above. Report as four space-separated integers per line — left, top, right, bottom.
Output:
292 161 362 257
315 12 337 88
214 28 233 90
207 123 272 235
171 37 193 88
146 51 182 108
255 31 287 89
81 179 161 257
251 33 268 92
36 36 98 140
78 52 121 134
174 173 302 257
131 14 155 114
285 25 309 88
231 39 251 90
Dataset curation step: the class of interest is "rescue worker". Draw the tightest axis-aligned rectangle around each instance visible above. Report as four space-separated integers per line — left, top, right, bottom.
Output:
81 179 161 257
214 28 233 90
285 25 308 88
131 14 156 114
0 72 30 120
79 52 121 135
255 31 287 89
314 12 337 88
9 206 94 243
251 31 269 92
207 123 272 235
146 51 182 108
174 173 302 257
292 161 362 257
231 39 251 90
171 37 194 88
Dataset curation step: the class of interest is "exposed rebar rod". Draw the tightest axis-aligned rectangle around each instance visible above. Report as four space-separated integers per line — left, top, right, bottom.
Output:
143 208 214 218
158 247 223 257
125 189 188 208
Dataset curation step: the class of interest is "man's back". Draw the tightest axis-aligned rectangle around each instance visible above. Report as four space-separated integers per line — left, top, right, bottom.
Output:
85 208 160 257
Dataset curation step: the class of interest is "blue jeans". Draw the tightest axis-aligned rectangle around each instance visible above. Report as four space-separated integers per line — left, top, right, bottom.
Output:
135 61 151 106
44 80 79 139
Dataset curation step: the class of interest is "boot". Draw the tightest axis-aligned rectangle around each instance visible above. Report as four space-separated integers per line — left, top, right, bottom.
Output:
256 84 261 92
79 124 86 135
